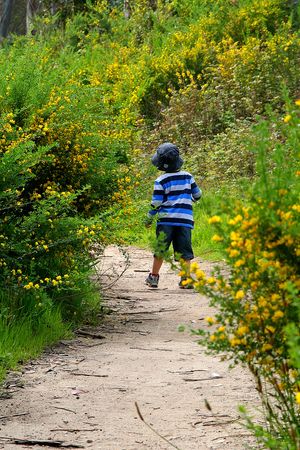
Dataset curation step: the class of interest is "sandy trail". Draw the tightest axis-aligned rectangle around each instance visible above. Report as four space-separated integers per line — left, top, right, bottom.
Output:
0 246 259 450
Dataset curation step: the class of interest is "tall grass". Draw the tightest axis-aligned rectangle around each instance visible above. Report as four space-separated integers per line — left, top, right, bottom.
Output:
0 307 71 381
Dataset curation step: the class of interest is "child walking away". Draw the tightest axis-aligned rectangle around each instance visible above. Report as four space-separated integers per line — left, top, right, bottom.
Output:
145 142 202 288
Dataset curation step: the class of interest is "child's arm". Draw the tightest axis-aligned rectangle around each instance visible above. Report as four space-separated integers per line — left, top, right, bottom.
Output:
191 177 202 201
145 181 164 226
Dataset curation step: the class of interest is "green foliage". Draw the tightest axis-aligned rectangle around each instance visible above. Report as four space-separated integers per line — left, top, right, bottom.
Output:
186 107 300 448
0 2 138 378
1 0 300 405
192 194 226 260
0 294 71 381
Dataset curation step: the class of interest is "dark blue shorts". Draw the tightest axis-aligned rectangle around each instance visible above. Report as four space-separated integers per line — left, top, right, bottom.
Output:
155 225 194 261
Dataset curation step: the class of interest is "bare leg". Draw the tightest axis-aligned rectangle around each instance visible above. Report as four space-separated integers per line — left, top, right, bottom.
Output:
151 256 163 275
182 259 191 276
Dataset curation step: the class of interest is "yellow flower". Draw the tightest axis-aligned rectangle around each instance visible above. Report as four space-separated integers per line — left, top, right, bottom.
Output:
262 343 272 352
181 278 192 286
205 316 216 325
208 215 222 224
295 392 300 404
266 326 275 334
196 269 206 279
235 290 245 300
212 234 223 242
251 281 258 290
295 99 300 106
234 259 245 268
258 296 267 308
230 337 241 347
272 310 284 320
271 293 280 302
207 277 216 284
283 114 292 123
292 204 300 213
190 262 198 271
228 214 243 225
236 326 249 336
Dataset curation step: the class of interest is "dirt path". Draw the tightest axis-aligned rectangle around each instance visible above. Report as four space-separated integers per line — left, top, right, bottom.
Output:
0 246 260 450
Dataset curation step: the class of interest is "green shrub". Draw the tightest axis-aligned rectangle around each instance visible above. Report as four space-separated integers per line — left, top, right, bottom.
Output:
186 105 300 448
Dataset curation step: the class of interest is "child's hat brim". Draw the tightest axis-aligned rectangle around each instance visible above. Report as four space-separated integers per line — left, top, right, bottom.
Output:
151 143 183 171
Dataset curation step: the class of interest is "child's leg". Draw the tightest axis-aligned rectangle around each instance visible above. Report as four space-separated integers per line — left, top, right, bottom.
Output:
152 225 173 274
151 256 163 275
172 227 194 287
182 259 191 276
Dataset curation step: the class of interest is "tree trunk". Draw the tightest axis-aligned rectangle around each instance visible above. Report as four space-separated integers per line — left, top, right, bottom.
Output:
124 0 131 19
26 0 40 34
0 0 27 37
0 0 14 38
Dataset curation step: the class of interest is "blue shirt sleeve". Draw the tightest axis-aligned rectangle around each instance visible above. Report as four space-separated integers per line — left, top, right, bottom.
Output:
191 177 202 201
148 181 164 217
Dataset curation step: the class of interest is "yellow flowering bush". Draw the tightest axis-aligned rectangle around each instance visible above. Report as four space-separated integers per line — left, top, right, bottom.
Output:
0 10 138 327
186 107 300 447
1 0 300 384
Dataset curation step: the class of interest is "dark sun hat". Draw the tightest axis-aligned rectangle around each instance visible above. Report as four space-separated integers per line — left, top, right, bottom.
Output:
151 142 183 172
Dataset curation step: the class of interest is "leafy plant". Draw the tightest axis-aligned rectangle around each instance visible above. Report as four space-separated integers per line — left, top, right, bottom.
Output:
183 105 300 447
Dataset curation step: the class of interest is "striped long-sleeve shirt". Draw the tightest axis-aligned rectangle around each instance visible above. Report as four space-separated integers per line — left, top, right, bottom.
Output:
148 171 202 229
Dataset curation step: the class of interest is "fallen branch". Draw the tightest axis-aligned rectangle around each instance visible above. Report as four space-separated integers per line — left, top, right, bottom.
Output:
135 402 182 450
183 376 223 382
202 418 240 426
168 369 208 374
183 378 212 382
0 437 84 448
50 429 98 433
130 347 172 352
52 407 77 414
120 308 178 315
79 341 105 348
76 330 105 339
71 372 108 378
0 412 29 420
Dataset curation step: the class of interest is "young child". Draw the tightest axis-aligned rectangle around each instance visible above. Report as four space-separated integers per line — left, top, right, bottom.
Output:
145 142 202 288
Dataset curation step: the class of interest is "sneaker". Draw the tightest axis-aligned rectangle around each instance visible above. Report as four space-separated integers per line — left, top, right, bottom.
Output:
145 273 159 288
179 277 194 289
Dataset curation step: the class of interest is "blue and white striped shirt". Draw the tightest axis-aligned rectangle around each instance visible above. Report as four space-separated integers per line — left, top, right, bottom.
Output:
148 171 202 228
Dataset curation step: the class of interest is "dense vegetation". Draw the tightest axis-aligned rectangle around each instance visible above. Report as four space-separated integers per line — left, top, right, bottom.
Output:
0 0 299 446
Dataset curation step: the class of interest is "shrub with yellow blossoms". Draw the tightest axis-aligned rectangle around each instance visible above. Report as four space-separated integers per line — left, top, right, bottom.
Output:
185 105 300 448
0 19 139 323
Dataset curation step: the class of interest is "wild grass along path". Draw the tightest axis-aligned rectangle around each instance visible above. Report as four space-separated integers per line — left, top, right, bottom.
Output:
0 246 259 450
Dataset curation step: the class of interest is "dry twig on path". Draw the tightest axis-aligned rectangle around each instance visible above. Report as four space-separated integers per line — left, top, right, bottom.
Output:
50 428 98 433
0 437 84 448
76 330 105 339
52 407 77 414
135 402 183 450
0 412 29 420
70 372 108 378
119 308 178 315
